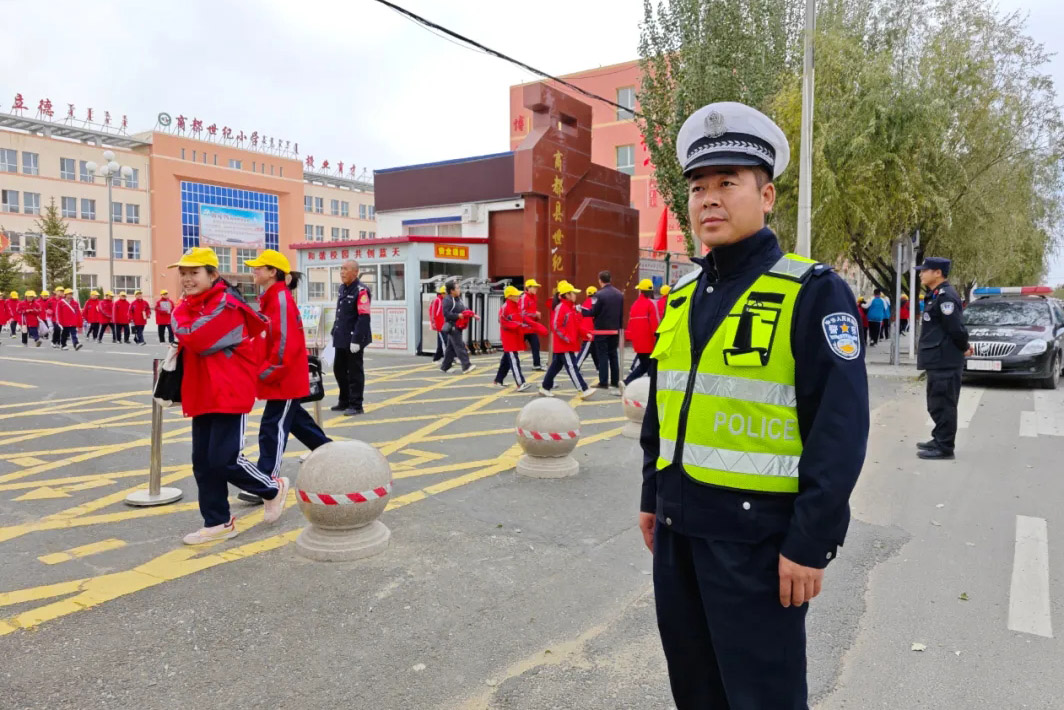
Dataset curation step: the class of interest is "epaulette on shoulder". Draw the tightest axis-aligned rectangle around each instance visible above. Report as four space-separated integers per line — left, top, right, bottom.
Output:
768 255 833 283
672 267 703 292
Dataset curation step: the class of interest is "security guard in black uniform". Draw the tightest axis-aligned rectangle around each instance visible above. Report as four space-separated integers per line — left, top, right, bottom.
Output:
331 259 373 416
915 257 971 460
639 102 869 709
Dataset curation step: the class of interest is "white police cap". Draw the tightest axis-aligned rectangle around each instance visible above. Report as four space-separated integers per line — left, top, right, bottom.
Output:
676 101 790 179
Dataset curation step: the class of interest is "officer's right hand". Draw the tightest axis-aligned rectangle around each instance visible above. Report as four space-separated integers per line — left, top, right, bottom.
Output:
638 512 655 553
350 343 361 354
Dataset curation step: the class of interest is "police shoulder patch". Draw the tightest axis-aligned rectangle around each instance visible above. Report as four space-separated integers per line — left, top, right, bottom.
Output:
923 311 931 322
940 301 955 315
821 312 861 361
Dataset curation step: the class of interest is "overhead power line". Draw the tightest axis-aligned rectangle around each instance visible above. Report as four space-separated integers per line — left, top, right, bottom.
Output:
372 0 643 120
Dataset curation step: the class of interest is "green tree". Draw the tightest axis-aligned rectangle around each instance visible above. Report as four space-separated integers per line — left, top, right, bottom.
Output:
20 198 79 291
0 249 21 293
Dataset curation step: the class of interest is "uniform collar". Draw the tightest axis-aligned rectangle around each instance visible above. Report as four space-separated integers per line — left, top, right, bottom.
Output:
692 227 782 281
260 280 286 305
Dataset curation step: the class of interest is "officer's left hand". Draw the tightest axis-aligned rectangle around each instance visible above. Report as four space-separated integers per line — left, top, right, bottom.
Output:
778 555 823 607
965 346 974 357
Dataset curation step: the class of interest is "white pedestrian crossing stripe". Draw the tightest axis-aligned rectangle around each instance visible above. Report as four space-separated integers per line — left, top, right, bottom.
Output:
1019 391 1064 437
1008 515 1053 638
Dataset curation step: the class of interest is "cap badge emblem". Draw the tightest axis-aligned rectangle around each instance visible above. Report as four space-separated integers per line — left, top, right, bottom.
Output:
704 111 726 138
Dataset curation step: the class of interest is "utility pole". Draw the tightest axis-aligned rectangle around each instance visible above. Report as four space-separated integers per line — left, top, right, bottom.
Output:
795 0 816 258
41 233 47 292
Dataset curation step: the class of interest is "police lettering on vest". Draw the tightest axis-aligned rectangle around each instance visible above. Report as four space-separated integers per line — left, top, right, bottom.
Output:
712 412 798 441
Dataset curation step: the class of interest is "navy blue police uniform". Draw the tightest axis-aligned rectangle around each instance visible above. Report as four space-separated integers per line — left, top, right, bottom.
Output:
915 258 968 459
331 279 372 415
640 102 870 710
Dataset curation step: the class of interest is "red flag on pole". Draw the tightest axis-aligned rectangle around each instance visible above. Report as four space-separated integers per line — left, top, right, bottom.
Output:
653 207 669 252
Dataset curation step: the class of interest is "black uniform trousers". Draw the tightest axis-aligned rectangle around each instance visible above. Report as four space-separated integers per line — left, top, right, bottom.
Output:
624 353 651 386
87 322 100 341
158 324 175 343
256 399 331 479
132 324 146 344
61 326 79 348
542 351 588 391
494 351 526 386
116 323 130 343
654 521 808 710
50 322 61 346
432 331 445 361
98 322 115 342
440 328 471 371
333 347 366 410
577 339 599 370
523 333 542 367
191 413 279 527
594 334 620 387
926 367 962 454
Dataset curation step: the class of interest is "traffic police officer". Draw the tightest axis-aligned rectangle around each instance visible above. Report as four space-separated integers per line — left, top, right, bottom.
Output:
331 259 372 416
639 102 870 709
915 257 971 460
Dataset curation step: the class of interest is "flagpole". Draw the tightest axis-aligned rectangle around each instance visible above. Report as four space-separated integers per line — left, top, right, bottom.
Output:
795 0 815 258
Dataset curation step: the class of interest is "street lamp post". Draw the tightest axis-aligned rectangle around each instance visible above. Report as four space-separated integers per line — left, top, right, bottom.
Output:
85 150 133 294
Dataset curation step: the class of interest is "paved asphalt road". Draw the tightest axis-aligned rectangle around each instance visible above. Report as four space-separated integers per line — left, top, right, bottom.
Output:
0 339 1057 709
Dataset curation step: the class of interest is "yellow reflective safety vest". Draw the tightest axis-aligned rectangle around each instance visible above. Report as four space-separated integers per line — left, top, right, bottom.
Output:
651 254 821 494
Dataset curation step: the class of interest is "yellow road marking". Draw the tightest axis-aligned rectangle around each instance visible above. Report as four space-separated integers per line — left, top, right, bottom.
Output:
38 538 127 565
0 356 149 375
0 464 188 492
0 390 149 411
393 458 502 479
0 410 148 447
0 380 35 389
10 457 47 467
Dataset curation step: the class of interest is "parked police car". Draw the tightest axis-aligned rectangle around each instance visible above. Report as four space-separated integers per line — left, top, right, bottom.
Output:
962 287 1064 389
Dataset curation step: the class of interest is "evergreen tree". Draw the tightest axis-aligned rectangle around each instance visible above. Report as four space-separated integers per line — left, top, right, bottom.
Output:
0 249 21 294
20 198 79 290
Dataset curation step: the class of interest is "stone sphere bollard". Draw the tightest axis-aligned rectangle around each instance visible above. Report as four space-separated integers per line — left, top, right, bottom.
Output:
621 377 651 439
515 398 581 478
294 440 392 561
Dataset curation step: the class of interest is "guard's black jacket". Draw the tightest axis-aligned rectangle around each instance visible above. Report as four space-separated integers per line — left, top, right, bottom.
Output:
640 228 870 569
916 282 968 370
331 279 371 349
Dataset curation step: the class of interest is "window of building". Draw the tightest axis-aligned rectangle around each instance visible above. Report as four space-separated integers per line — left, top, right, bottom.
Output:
81 198 96 220
181 148 186 160
359 204 367 220
615 144 635 175
314 197 323 214
331 227 341 241
23 192 40 216
192 151 197 163
202 152 207 164
341 201 350 217
215 247 232 273
22 152 39 175
79 160 93 183
369 231 376 239
1 190 18 213
112 238 124 259
342 228 350 239
60 158 76 180
330 199 340 216
126 204 140 224
304 224 314 241
0 149 16 172
229 159 242 169
126 168 139 189
380 263 405 301
80 237 97 258
213 155 218 166
315 225 324 241
438 223 461 237
369 205 375 219
304 196 313 213
4 233 19 253
270 165 274 176
616 87 636 120
280 167 284 178
112 275 141 292
78 274 98 289
235 248 257 274
359 230 367 239
111 202 123 223
307 281 326 300
61 196 77 218
252 162 257 173
126 240 141 260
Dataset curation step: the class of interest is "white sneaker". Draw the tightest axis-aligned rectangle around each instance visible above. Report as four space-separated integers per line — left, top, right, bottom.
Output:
609 387 622 397
182 516 238 545
579 387 596 400
516 382 532 392
263 476 289 525
491 380 505 388
462 364 477 374
61 346 69 351
538 387 554 397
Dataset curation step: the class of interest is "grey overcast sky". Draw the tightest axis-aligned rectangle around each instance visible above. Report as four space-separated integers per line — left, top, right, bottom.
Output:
7 0 1062 279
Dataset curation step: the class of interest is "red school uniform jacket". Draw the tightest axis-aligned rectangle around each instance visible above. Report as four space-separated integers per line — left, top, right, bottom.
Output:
154 297 175 325
130 298 151 326
20 300 43 328
99 298 114 323
57 298 83 328
173 282 267 418
83 298 100 324
255 281 311 401
429 294 444 332
550 299 588 354
113 298 131 325
625 293 660 355
498 299 530 353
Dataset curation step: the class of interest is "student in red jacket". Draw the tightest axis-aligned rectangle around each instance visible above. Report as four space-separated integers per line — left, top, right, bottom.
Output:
154 290 176 344
130 290 151 345
539 281 594 399
7 292 23 338
245 249 331 485
577 286 600 370
657 284 671 321
623 279 660 387
97 293 115 343
428 284 446 361
83 291 101 342
0 295 9 343
494 285 535 391
113 292 132 344
57 290 84 351
519 279 544 370
171 247 283 545
19 291 43 346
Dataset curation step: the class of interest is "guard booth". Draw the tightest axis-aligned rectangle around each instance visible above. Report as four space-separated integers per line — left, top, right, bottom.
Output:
417 276 511 357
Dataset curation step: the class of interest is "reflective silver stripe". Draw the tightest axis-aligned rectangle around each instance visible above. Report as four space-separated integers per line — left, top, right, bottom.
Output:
275 288 288 365
768 255 815 280
657 370 797 407
660 438 799 478
202 326 244 355
673 267 702 291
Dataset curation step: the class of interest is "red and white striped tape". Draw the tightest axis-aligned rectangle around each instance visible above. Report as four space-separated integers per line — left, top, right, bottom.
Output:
516 427 580 441
622 397 645 409
297 481 392 506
